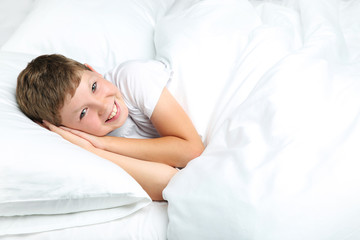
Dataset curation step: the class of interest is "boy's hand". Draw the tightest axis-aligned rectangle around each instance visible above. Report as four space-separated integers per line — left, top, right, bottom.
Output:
55 126 105 150
42 120 95 151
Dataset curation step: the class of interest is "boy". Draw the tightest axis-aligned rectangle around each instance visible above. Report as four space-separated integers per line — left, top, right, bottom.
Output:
16 54 204 200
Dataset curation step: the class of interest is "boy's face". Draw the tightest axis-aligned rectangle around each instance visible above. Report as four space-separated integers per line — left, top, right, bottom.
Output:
59 70 128 136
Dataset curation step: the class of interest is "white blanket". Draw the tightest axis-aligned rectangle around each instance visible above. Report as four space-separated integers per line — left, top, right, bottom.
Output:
162 0 360 239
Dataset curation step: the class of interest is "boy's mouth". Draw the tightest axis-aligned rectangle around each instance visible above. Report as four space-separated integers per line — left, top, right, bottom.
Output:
105 101 119 123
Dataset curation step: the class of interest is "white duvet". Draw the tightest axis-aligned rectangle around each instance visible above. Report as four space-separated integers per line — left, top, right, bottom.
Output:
1 0 360 239
161 0 360 239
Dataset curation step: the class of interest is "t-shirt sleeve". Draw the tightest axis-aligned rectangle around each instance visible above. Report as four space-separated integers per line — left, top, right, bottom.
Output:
105 59 172 118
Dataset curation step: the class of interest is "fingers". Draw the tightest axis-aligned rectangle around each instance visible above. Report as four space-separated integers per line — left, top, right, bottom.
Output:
43 121 70 134
60 126 78 133
42 121 72 139
42 120 94 150
42 120 64 135
41 120 53 130
41 121 101 150
43 122 86 139
60 127 103 150
42 120 63 133
59 126 73 132
59 126 87 139
36 121 47 129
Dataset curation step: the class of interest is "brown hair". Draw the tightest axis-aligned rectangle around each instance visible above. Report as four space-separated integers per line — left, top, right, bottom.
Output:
16 54 90 126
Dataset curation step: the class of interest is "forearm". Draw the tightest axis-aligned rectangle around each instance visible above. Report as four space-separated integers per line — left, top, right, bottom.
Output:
98 87 205 168
88 146 178 201
101 136 204 167
43 121 176 200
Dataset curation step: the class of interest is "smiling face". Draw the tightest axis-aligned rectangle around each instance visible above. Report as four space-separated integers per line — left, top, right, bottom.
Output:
59 69 128 136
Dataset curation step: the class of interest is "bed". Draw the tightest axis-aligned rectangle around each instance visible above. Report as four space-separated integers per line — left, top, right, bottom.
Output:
1 0 360 239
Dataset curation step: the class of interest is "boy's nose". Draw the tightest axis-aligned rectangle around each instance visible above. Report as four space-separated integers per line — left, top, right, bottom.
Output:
93 96 107 116
98 106 106 116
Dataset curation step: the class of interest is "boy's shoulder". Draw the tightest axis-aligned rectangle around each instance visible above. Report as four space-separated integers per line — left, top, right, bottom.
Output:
114 59 168 75
105 59 173 123
105 59 171 86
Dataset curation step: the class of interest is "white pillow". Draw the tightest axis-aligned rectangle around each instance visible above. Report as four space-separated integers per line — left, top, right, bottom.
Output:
0 0 176 235
0 51 151 235
1 0 174 73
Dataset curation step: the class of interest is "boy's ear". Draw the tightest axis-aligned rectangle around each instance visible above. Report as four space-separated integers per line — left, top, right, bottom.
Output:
84 63 97 73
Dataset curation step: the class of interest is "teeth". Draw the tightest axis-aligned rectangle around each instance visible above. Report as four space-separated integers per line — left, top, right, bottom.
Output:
107 103 117 121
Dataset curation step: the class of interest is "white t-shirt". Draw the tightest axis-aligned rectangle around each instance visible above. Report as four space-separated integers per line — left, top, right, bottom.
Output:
104 60 172 139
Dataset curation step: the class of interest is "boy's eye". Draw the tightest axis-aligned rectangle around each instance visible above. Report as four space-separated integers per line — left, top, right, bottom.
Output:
80 108 87 120
92 82 97 92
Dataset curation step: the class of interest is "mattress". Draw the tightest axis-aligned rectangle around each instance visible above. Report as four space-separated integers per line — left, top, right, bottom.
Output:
0 202 168 240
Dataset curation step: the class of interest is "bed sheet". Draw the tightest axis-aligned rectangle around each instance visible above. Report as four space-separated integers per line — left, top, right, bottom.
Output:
0 202 168 240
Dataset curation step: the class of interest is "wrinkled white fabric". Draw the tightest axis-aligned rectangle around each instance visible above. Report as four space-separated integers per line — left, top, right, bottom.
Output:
161 0 360 239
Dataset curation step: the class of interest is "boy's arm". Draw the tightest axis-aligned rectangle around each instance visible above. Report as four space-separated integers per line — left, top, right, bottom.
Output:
74 88 205 168
43 121 177 201
88 147 177 201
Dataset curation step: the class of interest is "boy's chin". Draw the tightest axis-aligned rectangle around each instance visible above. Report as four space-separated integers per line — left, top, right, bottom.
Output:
92 130 112 137
87 123 123 136
84 127 112 137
